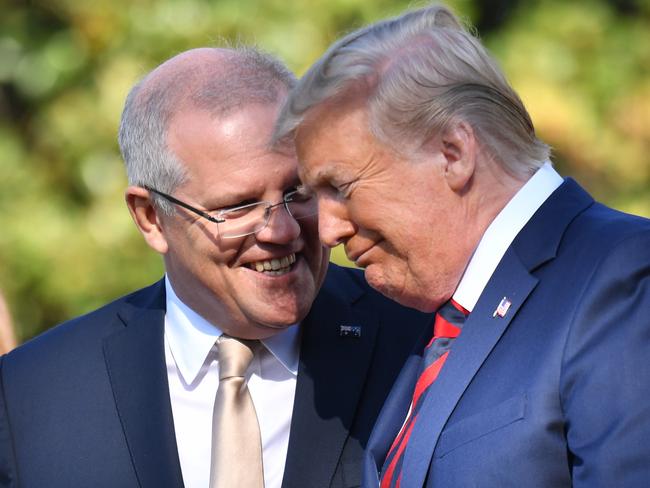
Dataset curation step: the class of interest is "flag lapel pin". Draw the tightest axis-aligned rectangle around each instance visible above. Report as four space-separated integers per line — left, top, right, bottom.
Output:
339 325 362 338
493 296 512 318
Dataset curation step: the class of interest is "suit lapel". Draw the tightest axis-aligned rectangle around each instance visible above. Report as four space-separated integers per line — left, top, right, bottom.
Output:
401 248 538 487
401 179 594 487
282 270 378 488
103 282 184 488
363 327 431 487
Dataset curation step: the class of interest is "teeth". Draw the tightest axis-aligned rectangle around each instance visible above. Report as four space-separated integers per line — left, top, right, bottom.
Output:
248 253 296 274
265 270 288 276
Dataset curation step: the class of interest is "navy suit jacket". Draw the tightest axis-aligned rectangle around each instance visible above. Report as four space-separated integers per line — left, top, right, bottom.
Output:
0 263 431 488
364 179 650 487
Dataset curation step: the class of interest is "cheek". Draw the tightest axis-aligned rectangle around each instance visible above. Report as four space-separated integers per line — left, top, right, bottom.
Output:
204 232 250 267
348 191 412 233
300 214 319 235
316 245 331 283
303 223 330 275
301 217 321 246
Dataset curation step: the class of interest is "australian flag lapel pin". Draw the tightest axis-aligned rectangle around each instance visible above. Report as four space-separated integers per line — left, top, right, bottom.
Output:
493 296 512 318
339 325 362 338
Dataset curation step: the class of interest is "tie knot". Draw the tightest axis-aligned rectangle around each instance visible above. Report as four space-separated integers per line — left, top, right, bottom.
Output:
217 335 258 380
433 299 469 338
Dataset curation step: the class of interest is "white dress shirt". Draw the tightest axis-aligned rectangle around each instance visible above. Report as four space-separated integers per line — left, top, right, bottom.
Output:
453 162 564 312
164 278 300 488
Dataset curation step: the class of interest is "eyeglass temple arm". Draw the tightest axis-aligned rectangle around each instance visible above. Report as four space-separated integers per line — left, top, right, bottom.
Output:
143 186 225 224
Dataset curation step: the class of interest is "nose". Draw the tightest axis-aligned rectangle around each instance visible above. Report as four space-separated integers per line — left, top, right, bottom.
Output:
317 195 356 248
255 203 301 244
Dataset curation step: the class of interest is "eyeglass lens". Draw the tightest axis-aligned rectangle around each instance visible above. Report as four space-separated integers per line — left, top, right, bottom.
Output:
218 195 317 239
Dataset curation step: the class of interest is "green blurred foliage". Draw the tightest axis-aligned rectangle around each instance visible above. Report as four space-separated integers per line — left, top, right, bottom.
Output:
0 0 648 342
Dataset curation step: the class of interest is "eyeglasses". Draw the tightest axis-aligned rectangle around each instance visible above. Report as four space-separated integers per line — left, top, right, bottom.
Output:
144 186 317 239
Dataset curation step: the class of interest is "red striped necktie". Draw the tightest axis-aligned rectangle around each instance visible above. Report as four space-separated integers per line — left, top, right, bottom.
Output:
379 299 469 488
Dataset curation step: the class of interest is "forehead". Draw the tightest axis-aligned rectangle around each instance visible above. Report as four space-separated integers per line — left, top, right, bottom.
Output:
168 103 299 195
294 101 376 183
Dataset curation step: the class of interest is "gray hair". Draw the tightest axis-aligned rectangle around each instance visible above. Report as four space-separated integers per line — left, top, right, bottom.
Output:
274 4 550 178
118 46 297 214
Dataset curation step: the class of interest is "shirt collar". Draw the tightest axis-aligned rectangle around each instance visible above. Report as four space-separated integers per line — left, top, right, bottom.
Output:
262 326 301 375
164 276 301 384
453 162 563 312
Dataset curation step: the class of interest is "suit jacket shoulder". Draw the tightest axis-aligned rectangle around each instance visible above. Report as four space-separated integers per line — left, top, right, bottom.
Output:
2 280 165 376
0 280 182 488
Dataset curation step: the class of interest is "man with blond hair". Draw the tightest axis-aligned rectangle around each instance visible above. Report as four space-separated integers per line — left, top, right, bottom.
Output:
275 4 650 487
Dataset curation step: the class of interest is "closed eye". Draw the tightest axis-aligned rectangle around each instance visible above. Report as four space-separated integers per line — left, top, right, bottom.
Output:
334 178 358 198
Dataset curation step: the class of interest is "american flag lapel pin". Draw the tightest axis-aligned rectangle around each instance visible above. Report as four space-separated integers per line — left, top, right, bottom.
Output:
339 325 362 338
493 296 512 318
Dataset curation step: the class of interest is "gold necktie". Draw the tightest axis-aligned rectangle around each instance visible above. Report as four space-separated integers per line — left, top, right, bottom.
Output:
209 335 264 488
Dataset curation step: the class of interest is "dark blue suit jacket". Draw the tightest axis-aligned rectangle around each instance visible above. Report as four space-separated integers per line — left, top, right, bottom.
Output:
0 264 431 488
364 179 650 487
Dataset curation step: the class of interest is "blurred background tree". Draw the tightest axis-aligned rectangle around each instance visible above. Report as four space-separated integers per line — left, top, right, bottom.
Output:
1 0 648 343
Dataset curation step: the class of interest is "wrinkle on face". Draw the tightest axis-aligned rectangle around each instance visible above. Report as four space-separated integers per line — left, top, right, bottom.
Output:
161 101 328 338
296 99 474 312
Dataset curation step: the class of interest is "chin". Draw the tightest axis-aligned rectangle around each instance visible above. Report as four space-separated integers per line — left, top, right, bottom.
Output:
256 320 296 331
409 296 441 313
363 265 383 289
245 319 298 341
257 303 310 330
365 270 434 312
364 267 400 300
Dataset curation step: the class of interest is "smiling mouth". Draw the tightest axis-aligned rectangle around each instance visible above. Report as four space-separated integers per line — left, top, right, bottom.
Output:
247 253 297 276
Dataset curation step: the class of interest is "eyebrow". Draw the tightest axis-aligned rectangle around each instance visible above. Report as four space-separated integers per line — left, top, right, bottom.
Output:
200 178 304 209
198 191 255 210
301 164 336 187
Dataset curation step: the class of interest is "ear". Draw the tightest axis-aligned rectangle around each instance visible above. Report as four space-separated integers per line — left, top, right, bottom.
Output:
440 120 477 192
125 185 169 254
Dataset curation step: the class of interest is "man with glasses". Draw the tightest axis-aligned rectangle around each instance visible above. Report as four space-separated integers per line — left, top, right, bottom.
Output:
0 47 430 487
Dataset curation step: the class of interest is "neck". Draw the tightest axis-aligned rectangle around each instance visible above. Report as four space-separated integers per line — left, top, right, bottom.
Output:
472 159 527 230
453 160 528 284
